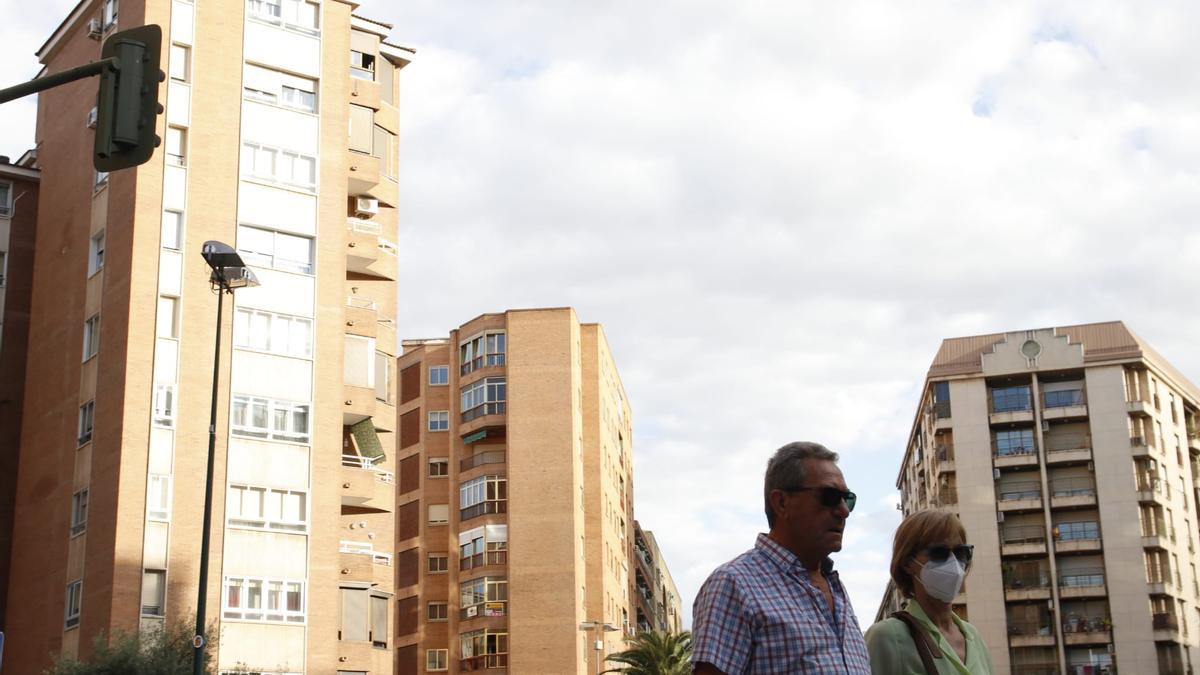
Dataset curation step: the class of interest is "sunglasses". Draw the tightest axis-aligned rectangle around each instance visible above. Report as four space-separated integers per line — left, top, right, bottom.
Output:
919 544 974 567
787 486 857 512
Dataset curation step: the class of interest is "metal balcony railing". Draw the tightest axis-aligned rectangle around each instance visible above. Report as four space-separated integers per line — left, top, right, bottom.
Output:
1062 616 1110 633
1059 569 1105 588
1050 476 1096 498
1045 433 1091 453
1002 525 1047 544
460 500 507 522
459 550 508 571
339 540 393 565
994 443 1037 458
1153 612 1179 631
936 444 955 461
461 402 505 423
341 453 394 483
460 655 508 671
1007 620 1053 637
998 482 1041 501
1004 572 1050 589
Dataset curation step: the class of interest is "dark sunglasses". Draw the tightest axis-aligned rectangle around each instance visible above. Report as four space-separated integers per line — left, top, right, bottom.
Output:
787 486 857 512
919 544 974 566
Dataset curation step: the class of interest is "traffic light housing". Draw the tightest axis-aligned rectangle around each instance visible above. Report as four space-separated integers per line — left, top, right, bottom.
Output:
94 25 165 172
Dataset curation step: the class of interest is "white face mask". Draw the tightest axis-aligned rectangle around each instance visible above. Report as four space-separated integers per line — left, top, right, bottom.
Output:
915 556 965 603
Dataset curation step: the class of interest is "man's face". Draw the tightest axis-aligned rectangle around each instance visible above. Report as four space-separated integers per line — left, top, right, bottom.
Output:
778 459 851 556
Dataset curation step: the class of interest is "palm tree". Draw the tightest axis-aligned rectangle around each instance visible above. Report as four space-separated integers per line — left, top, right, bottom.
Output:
602 630 693 675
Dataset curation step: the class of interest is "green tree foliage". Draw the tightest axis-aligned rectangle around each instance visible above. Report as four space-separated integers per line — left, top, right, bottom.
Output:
602 630 693 675
45 621 215 675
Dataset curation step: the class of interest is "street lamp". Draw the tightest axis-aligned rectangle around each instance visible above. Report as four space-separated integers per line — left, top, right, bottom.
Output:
193 241 258 675
579 620 621 675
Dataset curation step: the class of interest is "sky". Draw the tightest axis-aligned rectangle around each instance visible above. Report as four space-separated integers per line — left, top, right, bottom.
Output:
4 0 1200 630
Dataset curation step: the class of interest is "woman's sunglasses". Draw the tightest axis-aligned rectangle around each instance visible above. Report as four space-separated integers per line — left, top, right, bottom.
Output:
919 544 974 567
787 486 857 512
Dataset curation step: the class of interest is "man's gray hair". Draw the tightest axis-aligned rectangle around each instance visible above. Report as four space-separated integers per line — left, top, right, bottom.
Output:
764 441 839 527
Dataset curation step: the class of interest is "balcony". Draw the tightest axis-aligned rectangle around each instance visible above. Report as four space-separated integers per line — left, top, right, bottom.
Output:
1042 389 1087 420
994 445 1039 468
1061 616 1111 645
460 601 507 621
1007 621 1056 648
343 384 396 432
1049 477 1097 509
462 402 506 424
1153 612 1181 641
338 540 393 587
1130 435 1152 457
346 219 397 280
340 456 394 511
997 483 1043 512
1058 570 1107 599
990 388 1033 424
1044 434 1092 464
345 295 377 339
1127 398 1151 415
347 149 381 194
460 499 507 522
1189 429 1200 452
1001 525 1047 556
1004 574 1051 601
1136 473 1165 503
460 549 508 572
936 444 955 473
461 450 506 472
1054 533 1101 554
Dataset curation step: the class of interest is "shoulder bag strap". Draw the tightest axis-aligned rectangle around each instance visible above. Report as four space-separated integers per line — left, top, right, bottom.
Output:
890 610 942 675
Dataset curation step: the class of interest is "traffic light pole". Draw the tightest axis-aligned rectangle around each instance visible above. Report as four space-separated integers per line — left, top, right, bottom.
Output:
0 57 117 105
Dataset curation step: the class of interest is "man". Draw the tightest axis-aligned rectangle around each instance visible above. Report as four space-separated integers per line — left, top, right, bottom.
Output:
691 441 871 674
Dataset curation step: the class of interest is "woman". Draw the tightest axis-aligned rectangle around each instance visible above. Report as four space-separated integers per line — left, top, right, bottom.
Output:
865 509 993 674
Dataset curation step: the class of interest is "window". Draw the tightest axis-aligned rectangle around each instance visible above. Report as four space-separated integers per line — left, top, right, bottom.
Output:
460 377 506 422
0 251 6 286
147 474 171 520
102 0 118 29
169 44 190 82
429 503 449 525
370 594 388 648
247 0 319 33
166 126 187 166
991 385 1032 412
459 524 508 570
153 383 176 427
157 296 179 339
83 314 101 360
224 577 305 623
350 50 375 79
162 210 183 250
231 395 310 443
94 169 109 188
931 381 951 418
460 332 506 375
0 181 11 216
233 307 313 357
227 484 307 532
65 579 83 628
427 649 449 671
459 475 507 521
141 570 165 616
374 351 391 403
1057 521 1100 541
240 142 316 191
428 411 449 432
237 225 314 274
344 335 376 388
428 553 448 573
459 577 508 616
71 489 89 536
429 365 448 385
78 400 95 445
89 231 105 276
429 457 449 477
427 602 448 622
338 587 383 642
994 428 1035 456
460 629 509 668
243 64 317 113
349 105 373 154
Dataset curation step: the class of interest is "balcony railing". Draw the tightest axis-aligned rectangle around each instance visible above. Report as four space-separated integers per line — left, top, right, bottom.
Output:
991 388 1033 413
994 444 1037 458
461 450 506 472
1002 525 1047 544
460 550 508 571
460 500 507 522
936 444 954 461
1050 476 1096 498
1004 572 1050 589
341 453 394 483
460 602 507 621
1045 433 1091 453
1043 389 1086 408
1136 473 1162 493
346 295 376 311
461 655 508 671
339 540 393 565
347 217 382 235
998 482 1042 501
1059 569 1105 588
1062 616 1110 633
1153 612 1180 631
1007 620 1054 637
462 402 505 423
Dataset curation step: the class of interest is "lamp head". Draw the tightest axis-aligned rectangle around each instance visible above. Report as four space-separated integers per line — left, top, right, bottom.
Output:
201 240 246 271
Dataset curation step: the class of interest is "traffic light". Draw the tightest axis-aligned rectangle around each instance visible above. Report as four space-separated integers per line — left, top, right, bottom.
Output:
94 25 165 172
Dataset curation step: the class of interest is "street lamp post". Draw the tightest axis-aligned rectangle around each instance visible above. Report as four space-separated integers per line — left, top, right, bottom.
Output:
579 620 621 675
194 241 258 675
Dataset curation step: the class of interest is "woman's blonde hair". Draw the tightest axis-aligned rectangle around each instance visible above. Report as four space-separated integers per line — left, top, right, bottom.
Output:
890 509 968 598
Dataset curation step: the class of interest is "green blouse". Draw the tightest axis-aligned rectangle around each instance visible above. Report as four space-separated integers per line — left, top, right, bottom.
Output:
864 601 994 675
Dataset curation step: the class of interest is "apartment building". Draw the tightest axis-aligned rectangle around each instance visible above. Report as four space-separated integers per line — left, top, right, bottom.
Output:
641 528 684 635
395 308 639 674
2 1 410 672
0 151 39 632
879 322 1200 675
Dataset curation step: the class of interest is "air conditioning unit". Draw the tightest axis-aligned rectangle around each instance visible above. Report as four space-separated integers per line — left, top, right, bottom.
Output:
86 107 98 129
993 468 1001 480
996 512 1005 523
354 196 379 217
87 18 103 39
1041 420 1051 432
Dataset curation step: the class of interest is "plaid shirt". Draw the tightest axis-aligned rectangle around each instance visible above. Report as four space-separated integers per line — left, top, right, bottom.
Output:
691 534 872 675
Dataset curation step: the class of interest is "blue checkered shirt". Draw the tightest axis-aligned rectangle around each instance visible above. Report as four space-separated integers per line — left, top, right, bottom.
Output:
691 534 872 675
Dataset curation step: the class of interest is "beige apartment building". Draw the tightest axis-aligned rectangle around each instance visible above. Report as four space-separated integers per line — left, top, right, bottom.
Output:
395 308 641 674
634 524 683 635
2 1 410 673
641 528 684 635
879 322 1200 675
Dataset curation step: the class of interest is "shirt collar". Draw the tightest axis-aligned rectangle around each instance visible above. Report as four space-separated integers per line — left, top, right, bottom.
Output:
903 599 967 633
755 533 836 577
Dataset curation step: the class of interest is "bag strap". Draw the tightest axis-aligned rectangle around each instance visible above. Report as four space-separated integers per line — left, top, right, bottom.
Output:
890 610 942 675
